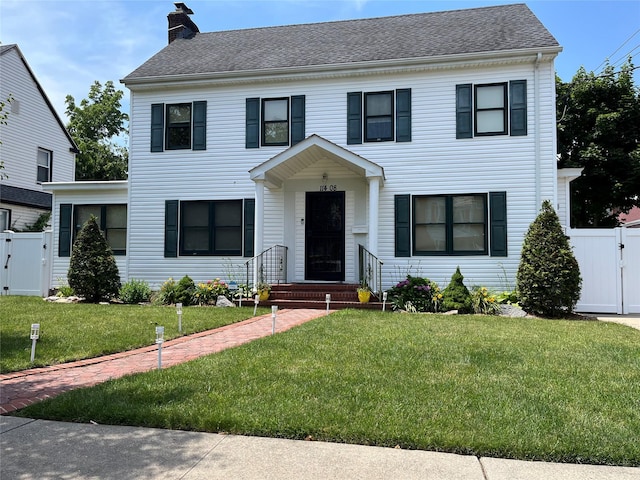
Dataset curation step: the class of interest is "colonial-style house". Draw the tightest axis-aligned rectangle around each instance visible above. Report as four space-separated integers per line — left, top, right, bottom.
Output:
46 3 578 297
0 44 78 232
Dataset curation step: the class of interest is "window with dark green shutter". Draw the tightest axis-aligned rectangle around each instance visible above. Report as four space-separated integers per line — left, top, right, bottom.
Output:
151 101 207 151
246 96 306 148
59 204 72 257
164 200 178 258
73 205 127 255
509 80 527 136
456 81 527 138
179 200 243 256
291 96 306 145
192 101 207 150
396 89 411 142
395 195 411 257
151 104 164 152
489 191 508 256
244 199 255 257
246 98 260 149
347 92 362 145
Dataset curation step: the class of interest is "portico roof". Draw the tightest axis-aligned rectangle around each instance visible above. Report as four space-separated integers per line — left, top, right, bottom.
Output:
249 135 385 189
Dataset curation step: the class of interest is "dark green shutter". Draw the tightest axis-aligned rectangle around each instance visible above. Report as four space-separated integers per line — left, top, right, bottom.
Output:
164 200 179 258
395 195 411 257
347 92 362 145
489 192 508 256
244 198 255 257
456 84 472 139
396 88 411 142
246 98 260 148
192 101 207 150
510 80 527 136
151 103 164 152
290 95 305 146
59 203 72 257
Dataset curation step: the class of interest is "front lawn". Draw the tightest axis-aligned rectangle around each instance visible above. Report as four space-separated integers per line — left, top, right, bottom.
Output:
15 310 640 466
0 296 268 373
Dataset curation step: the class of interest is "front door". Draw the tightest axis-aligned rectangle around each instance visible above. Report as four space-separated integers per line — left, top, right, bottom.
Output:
305 191 345 281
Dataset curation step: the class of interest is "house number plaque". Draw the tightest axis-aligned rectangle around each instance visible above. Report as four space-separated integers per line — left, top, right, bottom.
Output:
319 184 338 192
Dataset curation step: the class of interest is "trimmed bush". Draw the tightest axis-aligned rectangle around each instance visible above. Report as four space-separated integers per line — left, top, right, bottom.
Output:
175 275 196 306
119 279 151 304
441 267 473 313
516 200 582 317
68 216 120 302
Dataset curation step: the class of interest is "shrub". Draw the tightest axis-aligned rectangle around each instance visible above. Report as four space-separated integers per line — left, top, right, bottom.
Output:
155 277 177 305
471 286 501 315
119 279 151 304
388 275 442 312
175 275 196 306
516 200 582 317
441 267 473 313
67 216 120 302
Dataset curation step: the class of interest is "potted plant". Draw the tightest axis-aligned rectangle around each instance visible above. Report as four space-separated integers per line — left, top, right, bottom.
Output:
256 282 271 301
357 280 371 303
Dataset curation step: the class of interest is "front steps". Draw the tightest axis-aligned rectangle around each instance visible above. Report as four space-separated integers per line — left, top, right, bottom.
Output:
250 283 386 310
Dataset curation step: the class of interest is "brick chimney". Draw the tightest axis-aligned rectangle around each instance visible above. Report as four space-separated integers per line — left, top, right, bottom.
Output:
168 3 199 44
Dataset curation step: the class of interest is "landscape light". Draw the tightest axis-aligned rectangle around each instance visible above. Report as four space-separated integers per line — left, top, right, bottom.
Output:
30 323 40 362
176 303 183 333
382 291 388 312
253 294 259 316
271 305 278 335
325 293 331 314
156 326 164 369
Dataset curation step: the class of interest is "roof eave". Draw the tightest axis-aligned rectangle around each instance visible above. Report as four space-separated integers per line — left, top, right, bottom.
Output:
121 46 562 89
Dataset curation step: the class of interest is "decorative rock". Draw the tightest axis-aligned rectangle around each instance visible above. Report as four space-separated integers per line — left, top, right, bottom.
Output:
500 304 527 318
216 296 235 308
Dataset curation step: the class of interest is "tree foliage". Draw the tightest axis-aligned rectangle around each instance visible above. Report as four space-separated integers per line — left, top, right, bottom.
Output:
66 81 129 181
557 60 640 227
441 267 472 313
0 95 13 179
516 201 581 317
68 216 120 302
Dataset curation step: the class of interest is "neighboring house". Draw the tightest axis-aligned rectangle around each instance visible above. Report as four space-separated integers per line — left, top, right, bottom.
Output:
618 206 640 228
46 3 575 292
0 44 78 231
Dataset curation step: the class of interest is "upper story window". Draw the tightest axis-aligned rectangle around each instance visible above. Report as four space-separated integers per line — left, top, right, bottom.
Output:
150 101 207 152
347 89 411 144
456 80 527 139
246 96 305 148
166 104 192 149
37 148 51 183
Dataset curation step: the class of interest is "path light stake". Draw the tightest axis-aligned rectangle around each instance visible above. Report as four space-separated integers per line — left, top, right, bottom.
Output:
325 293 331 314
272 305 278 335
382 292 388 312
176 303 183 333
253 294 259 316
156 326 164 370
30 323 40 362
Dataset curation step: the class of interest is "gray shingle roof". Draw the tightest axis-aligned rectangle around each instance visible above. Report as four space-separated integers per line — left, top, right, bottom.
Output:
123 3 559 82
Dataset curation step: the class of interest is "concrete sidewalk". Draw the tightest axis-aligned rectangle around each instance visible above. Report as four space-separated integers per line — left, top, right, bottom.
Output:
2 417 638 480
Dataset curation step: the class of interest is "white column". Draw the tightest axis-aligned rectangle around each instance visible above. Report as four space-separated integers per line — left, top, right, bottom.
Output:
254 179 265 289
368 176 380 256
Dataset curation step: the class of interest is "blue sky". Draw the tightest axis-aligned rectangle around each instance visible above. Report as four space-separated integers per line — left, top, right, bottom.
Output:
1 0 639 123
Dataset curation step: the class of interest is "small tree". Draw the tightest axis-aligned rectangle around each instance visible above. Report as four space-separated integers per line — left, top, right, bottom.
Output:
441 267 473 313
516 200 582 317
68 216 120 302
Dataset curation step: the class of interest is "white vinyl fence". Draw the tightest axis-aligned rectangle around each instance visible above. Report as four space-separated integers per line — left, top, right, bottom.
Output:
569 227 640 314
0 231 52 296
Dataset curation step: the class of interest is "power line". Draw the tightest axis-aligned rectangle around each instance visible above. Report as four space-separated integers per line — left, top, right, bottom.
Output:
594 28 640 73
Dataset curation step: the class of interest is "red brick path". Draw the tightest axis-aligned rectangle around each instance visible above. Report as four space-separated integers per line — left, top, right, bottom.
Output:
0 309 328 415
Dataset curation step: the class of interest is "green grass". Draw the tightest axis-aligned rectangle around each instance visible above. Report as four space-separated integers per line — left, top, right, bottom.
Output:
0 296 269 373
14 310 640 466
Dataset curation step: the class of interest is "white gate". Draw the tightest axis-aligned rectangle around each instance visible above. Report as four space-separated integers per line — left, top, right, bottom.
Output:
0 231 52 296
569 227 640 314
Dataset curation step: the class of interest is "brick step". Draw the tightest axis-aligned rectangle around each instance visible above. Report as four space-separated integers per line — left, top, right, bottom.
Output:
261 299 386 311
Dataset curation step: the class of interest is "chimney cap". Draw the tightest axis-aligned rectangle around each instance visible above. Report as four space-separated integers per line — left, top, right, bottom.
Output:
174 2 194 15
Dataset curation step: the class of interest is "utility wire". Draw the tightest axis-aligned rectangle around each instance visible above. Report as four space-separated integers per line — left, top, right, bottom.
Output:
593 28 640 73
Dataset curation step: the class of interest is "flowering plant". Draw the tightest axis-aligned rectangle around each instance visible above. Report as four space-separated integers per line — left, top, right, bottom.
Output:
388 275 442 312
471 286 501 315
194 278 229 305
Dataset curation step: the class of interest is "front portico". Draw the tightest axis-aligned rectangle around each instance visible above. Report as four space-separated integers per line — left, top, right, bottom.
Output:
249 135 385 284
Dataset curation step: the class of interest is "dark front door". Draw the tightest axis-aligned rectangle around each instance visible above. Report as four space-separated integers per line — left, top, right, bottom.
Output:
305 191 345 281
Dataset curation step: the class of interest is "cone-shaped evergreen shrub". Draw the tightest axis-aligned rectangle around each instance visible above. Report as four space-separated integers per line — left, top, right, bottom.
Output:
68 216 120 302
516 200 582 317
441 267 473 313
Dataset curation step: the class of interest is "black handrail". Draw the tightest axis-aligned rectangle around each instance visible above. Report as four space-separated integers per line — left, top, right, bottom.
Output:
244 245 288 291
358 244 383 297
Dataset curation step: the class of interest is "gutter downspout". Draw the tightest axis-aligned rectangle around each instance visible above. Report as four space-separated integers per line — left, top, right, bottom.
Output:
534 52 542 211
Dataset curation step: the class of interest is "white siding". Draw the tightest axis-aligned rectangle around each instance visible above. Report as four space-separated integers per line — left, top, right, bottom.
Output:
0 47 75 189
0 202 50 231
124 57 558 291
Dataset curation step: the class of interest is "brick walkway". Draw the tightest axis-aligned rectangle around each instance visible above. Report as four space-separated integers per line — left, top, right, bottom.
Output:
0 309 328 415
